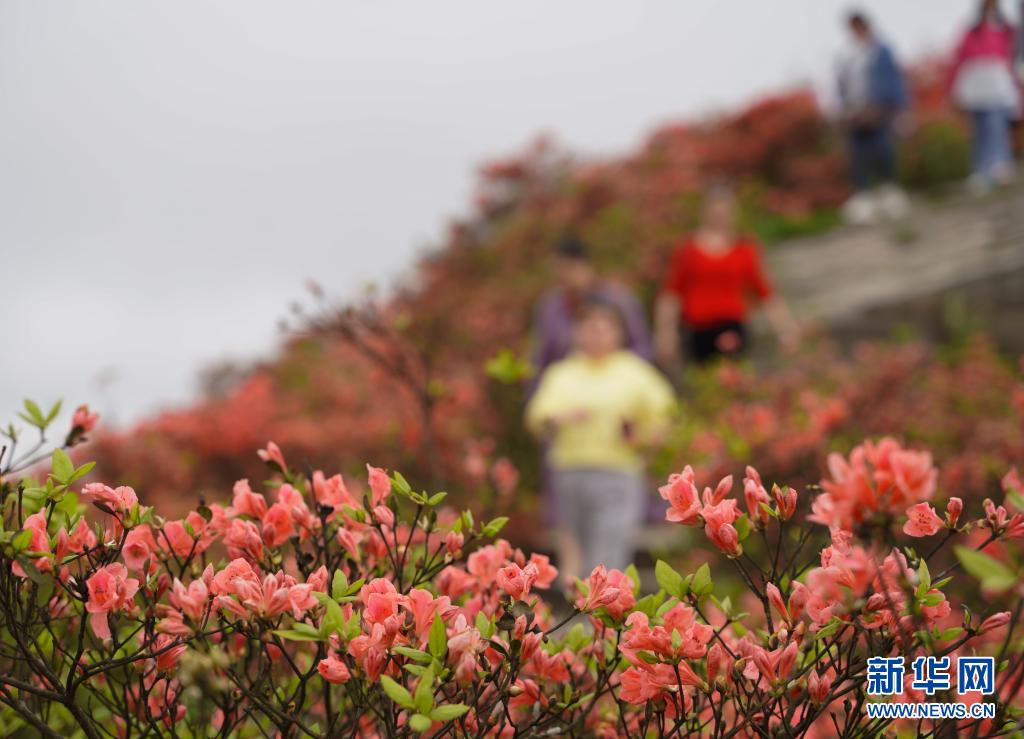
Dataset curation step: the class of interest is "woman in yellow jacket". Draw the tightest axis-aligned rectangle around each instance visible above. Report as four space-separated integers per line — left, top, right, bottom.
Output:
526 295 676 583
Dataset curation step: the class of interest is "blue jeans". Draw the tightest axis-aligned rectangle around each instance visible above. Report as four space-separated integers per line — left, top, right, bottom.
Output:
971 109 1013 178
848 125 896 191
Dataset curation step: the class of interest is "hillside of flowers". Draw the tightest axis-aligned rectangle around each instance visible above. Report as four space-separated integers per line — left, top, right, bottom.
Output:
87 61 988 527
1 406 1023 736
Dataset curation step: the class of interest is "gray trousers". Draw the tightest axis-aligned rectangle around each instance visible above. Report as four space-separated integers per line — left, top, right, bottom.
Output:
552 468 645 574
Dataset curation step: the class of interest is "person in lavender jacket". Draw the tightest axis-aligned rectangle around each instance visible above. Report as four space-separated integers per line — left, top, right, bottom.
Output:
531 237 652 382
530 237 654 531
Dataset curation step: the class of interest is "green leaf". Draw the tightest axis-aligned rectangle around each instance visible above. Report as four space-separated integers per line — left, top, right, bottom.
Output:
273 627 322 642
22 399 45 427
814 617 841 641
917 560 931 594
633 593 661 618
920 592 945 608
11 529 33 552
393 646 432 663
414 666 434 714
51 449 74 484
391 472 413 497
429 614 447 658
482 516 509 538
67 461 96 484
475 612 493 638
315 592 346 636
15 557 43 584
430 704 470 722
484 348 535 384
379 675 415 709
692 562 713 597
408 714 432 733
655 560 683 598
331 570 348 601
734 514 751 542
427 492 448 506
45 400 63 424
954 546 1016 592
624 564 641 596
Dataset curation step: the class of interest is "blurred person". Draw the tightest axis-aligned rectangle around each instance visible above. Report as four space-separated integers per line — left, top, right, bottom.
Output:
526 296 674 584
653 185 799 367
1018 1 1024 80
531 236 652 382
949 0 1020 194
836 10 910 224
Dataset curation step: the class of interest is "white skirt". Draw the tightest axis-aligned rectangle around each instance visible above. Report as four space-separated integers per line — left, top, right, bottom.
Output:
953 58 1020 112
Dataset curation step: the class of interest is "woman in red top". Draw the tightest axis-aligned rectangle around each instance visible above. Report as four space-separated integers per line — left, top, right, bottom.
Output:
654 185 799 365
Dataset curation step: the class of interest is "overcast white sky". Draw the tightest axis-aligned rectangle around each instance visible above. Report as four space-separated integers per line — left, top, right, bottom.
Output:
2 1 986 428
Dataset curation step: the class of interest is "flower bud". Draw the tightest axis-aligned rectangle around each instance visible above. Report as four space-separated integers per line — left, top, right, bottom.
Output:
979 611 1011 635
945 497 963 528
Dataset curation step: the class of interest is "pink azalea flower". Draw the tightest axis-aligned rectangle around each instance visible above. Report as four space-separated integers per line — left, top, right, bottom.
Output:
287 584 318 619
82 483 139 514
12 512 52 577
261 502 295 547
744 466 772 526
122 525 156 571
444 531 464 556
224 519 264 561
360 578 406 627
772 485 798 521
312 471 355 510
306 566 328 593
766 583 789 623
318 653 351 683
153 634 187 673
496 563 539 602
366 465 391 506
983 499 1024 538
702 498 742 556
903 502 943 537
490 457 519 498
576 565 623 614
945 497 963 528
659 467 701 525
86 563 140 641
256 441 287 471
980 611 1012 634
71 404 99 432
371 505 395 528
808 670 832 703
526 553 558 589
231 479 268 519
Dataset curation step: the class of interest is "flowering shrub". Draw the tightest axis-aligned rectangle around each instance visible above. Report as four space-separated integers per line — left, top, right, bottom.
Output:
88 59 977 518
3 403 1024 737
660 338 1024 515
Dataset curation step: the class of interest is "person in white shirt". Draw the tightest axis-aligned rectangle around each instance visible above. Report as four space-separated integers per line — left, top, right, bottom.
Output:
835 11 910 224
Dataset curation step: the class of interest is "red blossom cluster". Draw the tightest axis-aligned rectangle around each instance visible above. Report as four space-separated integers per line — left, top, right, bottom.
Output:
5 399 1023 736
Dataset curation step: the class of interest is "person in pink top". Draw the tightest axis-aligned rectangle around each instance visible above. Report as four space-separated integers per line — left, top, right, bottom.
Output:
949 0 1021 192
